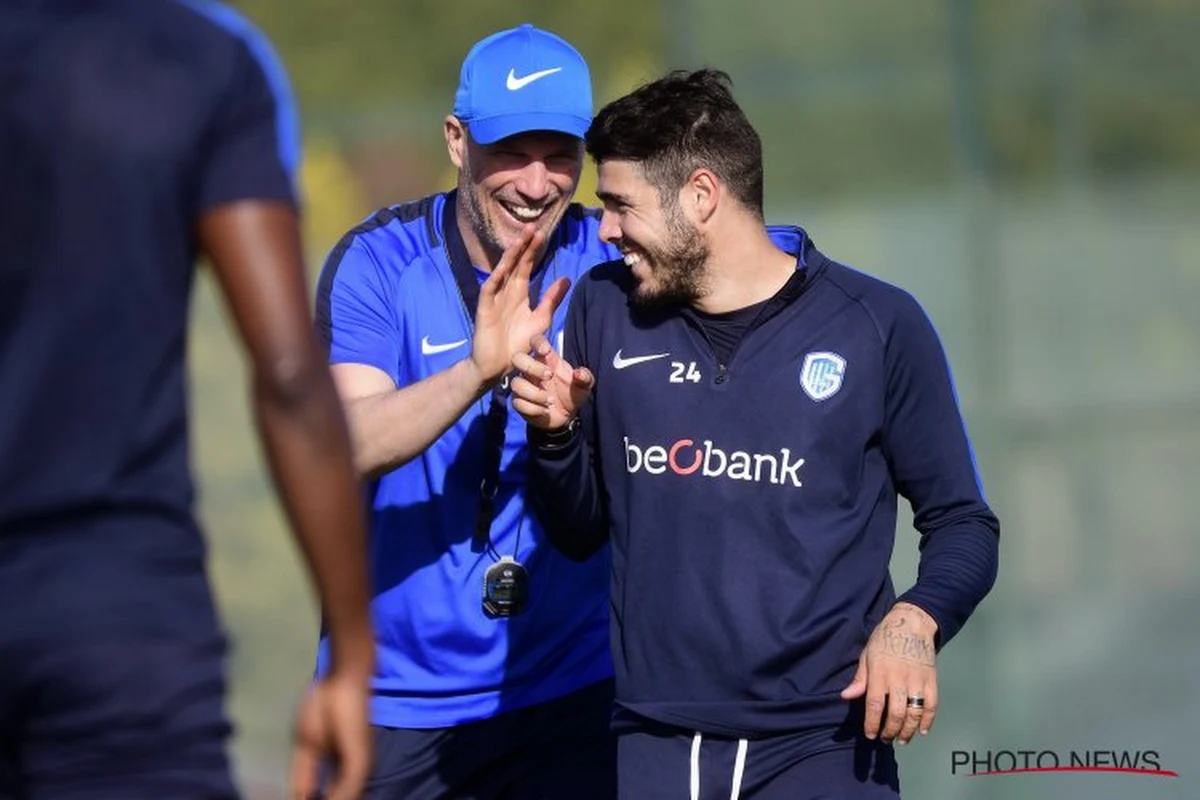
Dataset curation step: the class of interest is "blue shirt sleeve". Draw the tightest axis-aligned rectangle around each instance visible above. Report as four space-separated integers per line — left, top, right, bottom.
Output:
317 240 402 384
881 291 1000 648
193 10 299 213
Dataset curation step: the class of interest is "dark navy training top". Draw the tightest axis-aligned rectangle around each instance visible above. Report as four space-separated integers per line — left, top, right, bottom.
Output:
0 0 298 538
529 227 1000 737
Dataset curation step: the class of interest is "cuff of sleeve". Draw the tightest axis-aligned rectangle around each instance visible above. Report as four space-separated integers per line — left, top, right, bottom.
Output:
198 186 297 217
527 418 582 456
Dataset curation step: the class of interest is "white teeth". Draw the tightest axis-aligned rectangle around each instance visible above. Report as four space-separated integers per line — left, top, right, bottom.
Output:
504 203 545 221
623 252 642 267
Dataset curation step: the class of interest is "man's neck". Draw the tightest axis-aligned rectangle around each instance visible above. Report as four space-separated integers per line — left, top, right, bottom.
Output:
692 220 797 314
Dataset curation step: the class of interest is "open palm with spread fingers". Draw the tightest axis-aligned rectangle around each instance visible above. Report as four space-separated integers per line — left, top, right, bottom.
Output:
511 334 595 430
469 226 570 384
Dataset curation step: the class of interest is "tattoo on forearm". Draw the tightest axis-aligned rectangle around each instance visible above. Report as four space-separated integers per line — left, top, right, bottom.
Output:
876 618 936 666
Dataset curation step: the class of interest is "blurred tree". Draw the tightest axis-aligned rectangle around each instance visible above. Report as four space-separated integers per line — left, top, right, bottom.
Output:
235 0 664 121
297 135 372 265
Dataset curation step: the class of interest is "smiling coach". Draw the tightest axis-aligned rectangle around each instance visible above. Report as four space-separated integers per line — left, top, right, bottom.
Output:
313 24 621 799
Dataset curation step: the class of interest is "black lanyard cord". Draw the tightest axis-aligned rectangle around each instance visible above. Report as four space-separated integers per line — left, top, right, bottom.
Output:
475 384 510 553
441 194 550 554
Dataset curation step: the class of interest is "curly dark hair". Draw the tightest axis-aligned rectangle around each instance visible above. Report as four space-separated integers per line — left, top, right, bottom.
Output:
585 69 764 218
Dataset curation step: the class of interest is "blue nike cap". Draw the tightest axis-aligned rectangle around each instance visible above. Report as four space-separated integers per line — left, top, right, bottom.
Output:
453 23 593 145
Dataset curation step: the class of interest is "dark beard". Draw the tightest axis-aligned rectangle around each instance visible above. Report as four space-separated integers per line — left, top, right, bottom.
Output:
629 211 709 313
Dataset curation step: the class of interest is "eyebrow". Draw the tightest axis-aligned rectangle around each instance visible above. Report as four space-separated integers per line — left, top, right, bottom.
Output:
595 190 630 205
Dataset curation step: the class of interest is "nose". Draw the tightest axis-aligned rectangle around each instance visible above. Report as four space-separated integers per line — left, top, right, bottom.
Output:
514 160 550 203
598 209 621 244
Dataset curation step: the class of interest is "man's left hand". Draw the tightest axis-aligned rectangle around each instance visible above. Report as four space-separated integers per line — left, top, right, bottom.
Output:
840 602 939 745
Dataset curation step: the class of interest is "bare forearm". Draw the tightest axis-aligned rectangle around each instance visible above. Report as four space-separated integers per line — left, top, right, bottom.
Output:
196 201 373 676
254 363 373 676
345 357 491 478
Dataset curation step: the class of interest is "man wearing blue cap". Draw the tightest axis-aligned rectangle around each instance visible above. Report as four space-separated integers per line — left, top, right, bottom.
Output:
313 24 619 798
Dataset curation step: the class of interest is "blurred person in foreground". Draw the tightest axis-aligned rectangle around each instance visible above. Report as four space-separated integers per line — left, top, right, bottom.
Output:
0 2 373 799
313 23 620 799
511 69 1000 798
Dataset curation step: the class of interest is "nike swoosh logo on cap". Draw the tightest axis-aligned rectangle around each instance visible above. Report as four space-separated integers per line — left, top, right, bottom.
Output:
506 67 563 91
421 336 468 356
612 349 671 370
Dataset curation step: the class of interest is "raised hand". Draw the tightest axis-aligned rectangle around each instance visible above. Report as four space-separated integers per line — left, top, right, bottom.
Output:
511 334 595 430
468 226 570 385
840 602 939 746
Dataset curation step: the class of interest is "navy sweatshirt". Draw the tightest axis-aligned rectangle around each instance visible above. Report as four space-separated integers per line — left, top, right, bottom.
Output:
527 227 999 738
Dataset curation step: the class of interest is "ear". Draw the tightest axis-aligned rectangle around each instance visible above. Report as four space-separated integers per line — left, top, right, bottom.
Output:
445 116 467 170
682 168 720 225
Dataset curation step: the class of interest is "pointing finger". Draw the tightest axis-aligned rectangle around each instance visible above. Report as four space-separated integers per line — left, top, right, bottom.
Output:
509 226 543 284
534 276 571 322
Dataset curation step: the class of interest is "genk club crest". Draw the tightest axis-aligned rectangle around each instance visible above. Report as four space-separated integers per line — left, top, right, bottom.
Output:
800 352 846 401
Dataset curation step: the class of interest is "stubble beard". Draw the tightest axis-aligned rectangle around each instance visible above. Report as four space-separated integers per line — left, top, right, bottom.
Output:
630 208 710 313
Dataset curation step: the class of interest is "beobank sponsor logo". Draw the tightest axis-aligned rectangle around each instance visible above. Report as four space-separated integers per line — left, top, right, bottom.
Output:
623 436 805 487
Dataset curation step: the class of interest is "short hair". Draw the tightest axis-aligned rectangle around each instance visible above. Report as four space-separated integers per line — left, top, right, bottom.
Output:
585 69 764 217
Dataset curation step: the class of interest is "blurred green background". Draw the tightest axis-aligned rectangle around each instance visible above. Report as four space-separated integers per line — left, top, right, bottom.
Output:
191 1 1200 797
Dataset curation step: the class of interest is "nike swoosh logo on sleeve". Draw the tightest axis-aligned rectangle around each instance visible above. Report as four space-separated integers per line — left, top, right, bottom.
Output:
421 336 468 356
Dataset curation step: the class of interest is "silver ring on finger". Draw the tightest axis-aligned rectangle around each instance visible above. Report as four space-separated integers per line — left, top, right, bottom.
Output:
905 695 925 710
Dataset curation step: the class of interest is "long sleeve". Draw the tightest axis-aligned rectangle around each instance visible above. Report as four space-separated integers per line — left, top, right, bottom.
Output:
883 293 1000 648
526 277 610 562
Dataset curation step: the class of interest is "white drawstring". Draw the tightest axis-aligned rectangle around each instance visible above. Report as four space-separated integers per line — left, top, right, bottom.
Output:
690 733 703 800
689 733 750 800
729 739 749 800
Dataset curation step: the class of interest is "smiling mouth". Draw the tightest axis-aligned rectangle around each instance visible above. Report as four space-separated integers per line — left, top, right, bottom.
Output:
498 200 551 224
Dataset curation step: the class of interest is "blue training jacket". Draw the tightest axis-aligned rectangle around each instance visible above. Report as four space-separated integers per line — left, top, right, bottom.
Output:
528 227 1000 738
315 192 619 727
